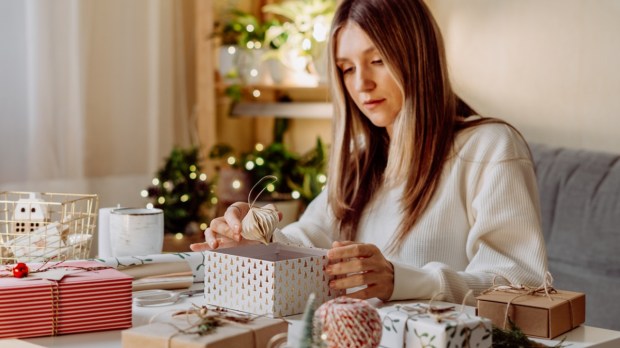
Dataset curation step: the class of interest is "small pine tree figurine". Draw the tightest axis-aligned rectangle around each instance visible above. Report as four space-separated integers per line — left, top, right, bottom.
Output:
144 146 214 234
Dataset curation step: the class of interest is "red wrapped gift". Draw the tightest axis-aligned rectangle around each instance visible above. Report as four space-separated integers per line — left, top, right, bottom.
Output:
0 261 133 339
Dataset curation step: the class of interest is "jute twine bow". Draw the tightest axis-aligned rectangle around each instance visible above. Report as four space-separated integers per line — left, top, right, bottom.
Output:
423 290 472 323
480 272 557 329
241 175 280 245
149 304 284 348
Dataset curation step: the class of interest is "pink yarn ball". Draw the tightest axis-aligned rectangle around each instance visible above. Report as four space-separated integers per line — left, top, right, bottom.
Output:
314 297 382 348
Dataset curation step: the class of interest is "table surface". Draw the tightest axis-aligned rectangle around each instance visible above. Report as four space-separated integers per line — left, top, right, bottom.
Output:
10 285 620 348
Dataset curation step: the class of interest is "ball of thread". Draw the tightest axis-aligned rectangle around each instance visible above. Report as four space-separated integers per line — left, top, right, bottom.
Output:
314 297 382 348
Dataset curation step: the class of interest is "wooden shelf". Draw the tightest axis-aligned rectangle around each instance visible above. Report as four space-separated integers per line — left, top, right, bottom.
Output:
231 101 332 119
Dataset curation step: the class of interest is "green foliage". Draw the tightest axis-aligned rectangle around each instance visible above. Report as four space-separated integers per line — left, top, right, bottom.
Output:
145 147 214 234
492 320 566 348
210 118 327 205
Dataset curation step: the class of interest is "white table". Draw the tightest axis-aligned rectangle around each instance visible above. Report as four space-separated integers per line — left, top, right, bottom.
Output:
10 286 620 348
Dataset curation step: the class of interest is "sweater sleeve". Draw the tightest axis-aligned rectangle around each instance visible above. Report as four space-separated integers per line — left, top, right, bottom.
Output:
273 190 337 249
390 130 548 304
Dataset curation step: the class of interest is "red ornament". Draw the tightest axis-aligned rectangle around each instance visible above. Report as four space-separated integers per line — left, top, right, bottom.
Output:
12 262 29 278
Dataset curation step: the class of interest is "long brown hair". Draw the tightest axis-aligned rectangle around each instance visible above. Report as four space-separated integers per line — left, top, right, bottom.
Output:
327 0 488 252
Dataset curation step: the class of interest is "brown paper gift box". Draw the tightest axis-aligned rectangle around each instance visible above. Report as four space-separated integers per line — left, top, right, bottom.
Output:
122 316 287 348
476 289 585 339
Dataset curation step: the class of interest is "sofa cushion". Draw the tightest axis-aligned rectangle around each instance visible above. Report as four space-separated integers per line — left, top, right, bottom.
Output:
530 143 620 330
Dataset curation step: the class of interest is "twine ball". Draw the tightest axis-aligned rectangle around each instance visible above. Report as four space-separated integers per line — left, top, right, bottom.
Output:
314 297 382 348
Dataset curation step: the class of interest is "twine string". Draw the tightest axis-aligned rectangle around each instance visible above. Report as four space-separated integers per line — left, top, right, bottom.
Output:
481 272 557 329
247 175 278 209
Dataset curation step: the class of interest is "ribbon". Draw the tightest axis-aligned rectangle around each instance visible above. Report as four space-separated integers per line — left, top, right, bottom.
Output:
480 272 563 329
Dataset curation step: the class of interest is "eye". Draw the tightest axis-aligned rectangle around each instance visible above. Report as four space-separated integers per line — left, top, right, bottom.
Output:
371 59 383 65
341 66 354 75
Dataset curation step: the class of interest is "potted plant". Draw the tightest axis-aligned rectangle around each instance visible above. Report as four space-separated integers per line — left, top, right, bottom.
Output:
143 147 215 251
209 119 328 225
262 0 336 84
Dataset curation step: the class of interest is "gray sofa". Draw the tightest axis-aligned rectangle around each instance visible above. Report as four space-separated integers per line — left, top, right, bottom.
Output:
530 143 620 331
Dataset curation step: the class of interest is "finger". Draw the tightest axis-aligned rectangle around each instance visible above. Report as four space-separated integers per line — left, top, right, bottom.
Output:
327 257 373 276
189 242 211 252
224 203 248 241
332 240 357 248
209 217 236 240
189 227 222 251
329 272 377 290
328 243 377 260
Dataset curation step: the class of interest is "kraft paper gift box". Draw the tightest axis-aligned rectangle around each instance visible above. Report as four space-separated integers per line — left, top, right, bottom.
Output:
122 313 288 348
0 261 133 339
476 289 585 339
204 242 341 317
377 303 492 348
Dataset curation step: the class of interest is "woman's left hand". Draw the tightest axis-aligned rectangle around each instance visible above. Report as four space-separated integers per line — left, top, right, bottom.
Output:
326 241 394 301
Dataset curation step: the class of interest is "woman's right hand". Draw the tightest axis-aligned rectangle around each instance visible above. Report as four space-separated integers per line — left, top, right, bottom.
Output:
189 202 250 251
189 202 282 251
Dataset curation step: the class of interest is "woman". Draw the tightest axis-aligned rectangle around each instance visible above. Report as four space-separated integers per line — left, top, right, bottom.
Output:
191 0 547 304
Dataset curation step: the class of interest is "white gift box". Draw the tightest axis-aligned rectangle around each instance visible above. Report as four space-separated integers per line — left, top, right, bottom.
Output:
378 303 492 348
204 242 341 317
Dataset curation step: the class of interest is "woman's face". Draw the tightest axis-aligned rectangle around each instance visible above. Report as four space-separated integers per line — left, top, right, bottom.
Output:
336 22 403 135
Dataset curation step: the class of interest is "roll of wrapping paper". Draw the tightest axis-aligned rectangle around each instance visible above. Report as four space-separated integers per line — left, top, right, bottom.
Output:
89 252 205 291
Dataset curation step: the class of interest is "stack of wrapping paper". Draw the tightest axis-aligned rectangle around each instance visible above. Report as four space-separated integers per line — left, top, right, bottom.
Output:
91 252 204 290
0 261 132 339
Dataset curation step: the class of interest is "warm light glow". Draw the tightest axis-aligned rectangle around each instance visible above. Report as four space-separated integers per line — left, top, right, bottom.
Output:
321 185 326 191
189 172 197 179
246 24 255 32
245 161 255 170
252 89 261 98
199 173 207 181
317 174 327 183
227 156 236 165
158 197 166 204
200 223 207 230
152 178 160 186
232 180 242 189
146 203 154 209
291 191 301 199
313 22 328 42
255 157 264 166
189 164 197 172
175 233 183 240
266 184 275 192
227 46 236 55
302 38 312 51
163 181 173 190
180 194 189 202
140 190 148 198
210 197 218 205
254 41 262 49
247 41 255 49
255 143 264 151
250 69 258 77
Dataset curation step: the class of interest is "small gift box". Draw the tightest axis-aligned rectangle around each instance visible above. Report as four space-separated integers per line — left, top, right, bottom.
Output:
0 261 133 339
476 288 585 339
121 310 288 348
378 303 492 348
204 243 341 317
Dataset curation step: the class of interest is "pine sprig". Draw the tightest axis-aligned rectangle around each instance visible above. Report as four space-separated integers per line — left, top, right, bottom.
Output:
492 319 566 348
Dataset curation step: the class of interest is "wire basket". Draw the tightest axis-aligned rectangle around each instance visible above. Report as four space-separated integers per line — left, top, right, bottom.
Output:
0 191 98 265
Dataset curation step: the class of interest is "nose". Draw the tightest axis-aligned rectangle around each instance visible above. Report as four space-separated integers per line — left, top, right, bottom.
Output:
353 68 375 92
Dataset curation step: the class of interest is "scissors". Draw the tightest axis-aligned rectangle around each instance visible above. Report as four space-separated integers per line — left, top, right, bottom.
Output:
132 288 203 307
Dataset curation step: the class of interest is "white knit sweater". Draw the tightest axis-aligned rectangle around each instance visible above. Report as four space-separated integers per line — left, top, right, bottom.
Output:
275 122 548 304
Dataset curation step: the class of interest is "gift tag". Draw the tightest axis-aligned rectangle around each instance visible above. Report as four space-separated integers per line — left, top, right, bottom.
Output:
25 267 84 281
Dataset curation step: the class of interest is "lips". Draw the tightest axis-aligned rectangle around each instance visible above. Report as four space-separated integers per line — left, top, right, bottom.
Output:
363 98 385 110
